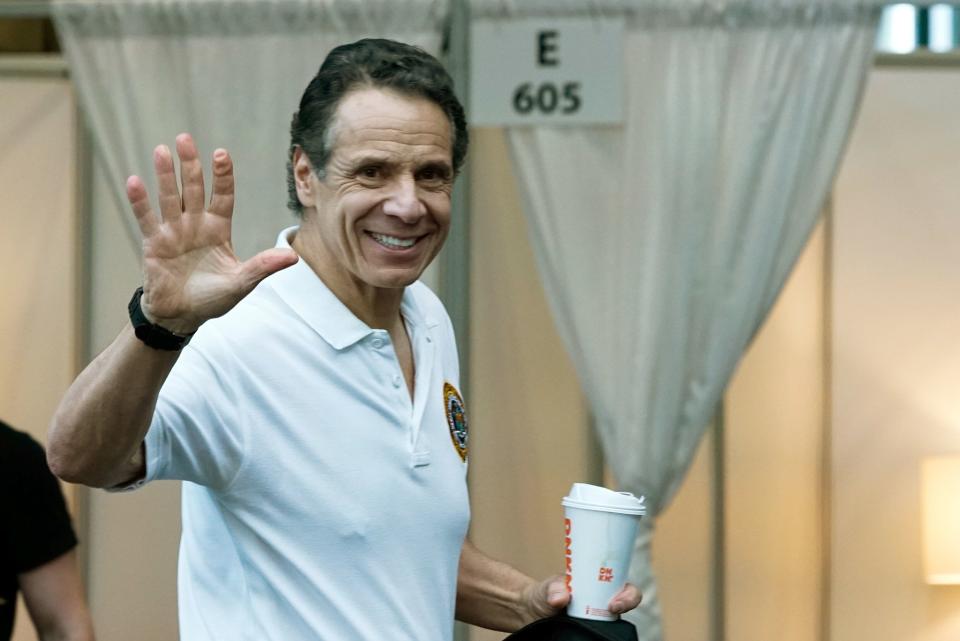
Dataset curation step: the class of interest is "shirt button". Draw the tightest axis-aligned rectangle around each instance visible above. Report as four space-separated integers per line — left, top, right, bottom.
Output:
372 337 384 349
426 335 432 343
392 375 402 388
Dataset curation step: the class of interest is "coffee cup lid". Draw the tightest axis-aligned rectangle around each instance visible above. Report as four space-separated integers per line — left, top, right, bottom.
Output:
561 483 646 516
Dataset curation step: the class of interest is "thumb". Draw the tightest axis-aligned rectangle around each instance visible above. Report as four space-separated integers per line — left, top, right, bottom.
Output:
545 576 570 608
523 575 570 623
239 248 299 291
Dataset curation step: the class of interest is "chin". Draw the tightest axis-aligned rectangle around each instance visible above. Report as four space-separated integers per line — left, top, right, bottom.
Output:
364 269 424 289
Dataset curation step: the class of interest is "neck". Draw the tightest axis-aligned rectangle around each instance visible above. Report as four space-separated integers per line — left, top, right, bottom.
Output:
290 220 405 330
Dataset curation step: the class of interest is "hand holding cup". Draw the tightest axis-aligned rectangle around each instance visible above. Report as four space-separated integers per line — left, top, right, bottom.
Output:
562 483 646 621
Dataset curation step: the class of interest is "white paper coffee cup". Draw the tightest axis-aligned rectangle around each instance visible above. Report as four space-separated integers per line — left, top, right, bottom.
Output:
562 483 646 621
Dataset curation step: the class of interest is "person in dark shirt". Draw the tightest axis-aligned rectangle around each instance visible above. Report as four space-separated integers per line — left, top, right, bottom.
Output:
0 420 94 641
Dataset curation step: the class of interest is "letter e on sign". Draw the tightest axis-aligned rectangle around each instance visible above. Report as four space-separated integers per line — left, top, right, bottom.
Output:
538 30 559 66
470 17 624 126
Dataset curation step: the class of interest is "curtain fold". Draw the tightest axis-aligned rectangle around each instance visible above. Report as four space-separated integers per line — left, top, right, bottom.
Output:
482 1 883 637
52 0 447 262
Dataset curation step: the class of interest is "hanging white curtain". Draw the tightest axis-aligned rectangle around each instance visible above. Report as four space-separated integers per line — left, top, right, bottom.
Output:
473 1 882 638
52 0 447 263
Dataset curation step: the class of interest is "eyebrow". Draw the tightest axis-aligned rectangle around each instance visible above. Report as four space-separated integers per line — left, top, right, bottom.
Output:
416 160 454 176
347 154 453 174
347 153 392 167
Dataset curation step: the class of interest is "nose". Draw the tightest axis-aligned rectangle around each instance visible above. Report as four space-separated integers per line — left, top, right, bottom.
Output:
382 176 426 224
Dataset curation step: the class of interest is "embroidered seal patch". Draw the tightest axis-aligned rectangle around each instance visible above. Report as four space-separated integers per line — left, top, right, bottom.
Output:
444 382 468 462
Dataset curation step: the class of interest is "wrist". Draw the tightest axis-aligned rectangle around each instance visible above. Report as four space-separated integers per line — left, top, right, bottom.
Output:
138 294 200 335
518 579 542 627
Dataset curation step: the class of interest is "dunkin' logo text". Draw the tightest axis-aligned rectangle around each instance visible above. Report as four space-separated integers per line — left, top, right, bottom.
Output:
564 518 573 595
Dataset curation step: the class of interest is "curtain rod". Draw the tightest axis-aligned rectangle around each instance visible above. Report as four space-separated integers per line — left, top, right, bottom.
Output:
0 0 450 19
470 0 907 18
4 1 955 21
3 0 950 20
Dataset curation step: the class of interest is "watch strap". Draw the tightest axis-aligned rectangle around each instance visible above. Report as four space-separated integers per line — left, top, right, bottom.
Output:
128 287 194 351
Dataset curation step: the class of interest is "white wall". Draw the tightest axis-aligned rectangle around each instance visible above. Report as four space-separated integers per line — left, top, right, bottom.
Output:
725 222 826 641
0 77 78 453
651 430 715 641
466 129 721 641
831 66 960 641
464 128 828 641
0 76 79 641
467 128 597 641
83 153 181 641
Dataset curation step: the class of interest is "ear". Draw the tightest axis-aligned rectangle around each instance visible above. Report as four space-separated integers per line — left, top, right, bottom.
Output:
293 146 317 208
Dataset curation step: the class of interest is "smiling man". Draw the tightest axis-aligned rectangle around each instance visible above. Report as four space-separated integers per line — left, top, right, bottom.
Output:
47 39 639 640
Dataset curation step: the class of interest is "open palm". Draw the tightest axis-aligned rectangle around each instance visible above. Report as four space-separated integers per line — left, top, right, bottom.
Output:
126 133 298 335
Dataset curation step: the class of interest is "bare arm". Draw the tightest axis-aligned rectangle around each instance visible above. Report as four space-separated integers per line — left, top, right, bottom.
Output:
47 134 298 488
455 539 641 632
455 539 548 631
19 549 95 641
47 325 179 487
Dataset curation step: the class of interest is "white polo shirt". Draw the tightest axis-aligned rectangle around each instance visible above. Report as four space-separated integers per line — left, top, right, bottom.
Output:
142 227 471 641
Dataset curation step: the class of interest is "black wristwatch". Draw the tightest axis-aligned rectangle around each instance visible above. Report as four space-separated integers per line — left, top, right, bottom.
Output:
128 287 195 351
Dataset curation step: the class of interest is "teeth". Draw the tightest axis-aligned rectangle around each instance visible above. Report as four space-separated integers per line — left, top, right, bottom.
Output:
370 232 416 249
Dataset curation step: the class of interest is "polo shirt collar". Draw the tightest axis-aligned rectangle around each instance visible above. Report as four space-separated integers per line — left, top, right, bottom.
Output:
270 226 433 350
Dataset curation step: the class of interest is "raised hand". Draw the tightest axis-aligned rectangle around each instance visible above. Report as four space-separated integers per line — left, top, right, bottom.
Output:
126 133 298 334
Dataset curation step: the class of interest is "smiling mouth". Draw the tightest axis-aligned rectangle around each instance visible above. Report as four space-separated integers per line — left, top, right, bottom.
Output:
368 231 421 249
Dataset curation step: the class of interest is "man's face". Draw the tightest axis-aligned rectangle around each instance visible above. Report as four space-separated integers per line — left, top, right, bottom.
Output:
297 87 454 290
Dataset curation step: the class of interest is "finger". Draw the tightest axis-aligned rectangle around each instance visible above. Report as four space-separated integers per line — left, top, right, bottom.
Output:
126 175 159 237
545 580 570 608
176 133 205 214
208 148 235 218
607 582 642 614
154 144 182 224
238 248 299 293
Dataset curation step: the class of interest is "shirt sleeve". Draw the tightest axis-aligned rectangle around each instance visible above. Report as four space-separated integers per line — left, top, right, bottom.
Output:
6 432 77 574
143 326 247 491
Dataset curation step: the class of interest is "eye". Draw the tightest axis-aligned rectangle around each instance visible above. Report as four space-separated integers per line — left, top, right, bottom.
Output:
359 165 382 179
417 165 451 185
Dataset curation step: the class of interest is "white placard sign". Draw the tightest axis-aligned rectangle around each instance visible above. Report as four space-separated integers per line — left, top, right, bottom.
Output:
469 17 624 126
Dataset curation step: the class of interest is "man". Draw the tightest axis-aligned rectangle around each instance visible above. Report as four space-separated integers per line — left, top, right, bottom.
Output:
1 420 95 641
47 39 639 639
